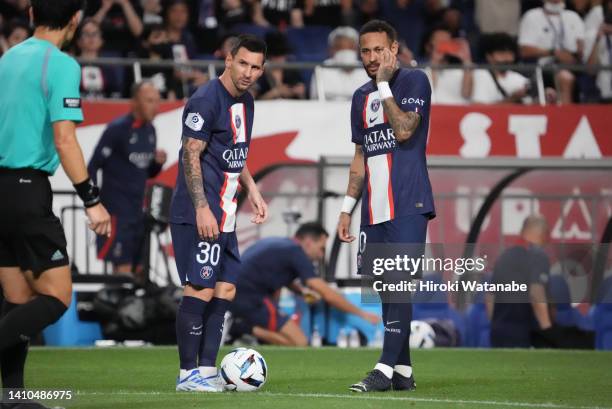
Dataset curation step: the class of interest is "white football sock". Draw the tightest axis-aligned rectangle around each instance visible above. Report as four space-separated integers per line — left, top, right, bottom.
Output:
374 363 393 379
394 365 413 378
180 368 196 380
199 366 217 378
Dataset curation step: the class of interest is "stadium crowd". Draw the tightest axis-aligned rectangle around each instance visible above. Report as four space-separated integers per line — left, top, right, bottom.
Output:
0 0 610 102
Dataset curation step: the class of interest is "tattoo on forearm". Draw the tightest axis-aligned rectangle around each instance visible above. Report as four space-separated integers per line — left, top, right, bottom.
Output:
347 166 364 198
382 99 421 142
182 136 208 209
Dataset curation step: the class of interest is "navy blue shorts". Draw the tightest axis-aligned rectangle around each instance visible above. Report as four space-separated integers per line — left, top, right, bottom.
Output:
357 214 428 276
170 223 241 288
230 291 290 332
96 216 145 265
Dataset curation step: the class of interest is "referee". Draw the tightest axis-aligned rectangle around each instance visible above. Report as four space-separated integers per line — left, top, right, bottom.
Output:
0 0 111 406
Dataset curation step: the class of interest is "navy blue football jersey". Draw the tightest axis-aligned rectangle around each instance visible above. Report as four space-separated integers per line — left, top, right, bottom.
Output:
170 79 254 232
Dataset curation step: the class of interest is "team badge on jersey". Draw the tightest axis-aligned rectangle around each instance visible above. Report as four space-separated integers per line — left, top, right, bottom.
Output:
200 265 214 280
185 112 204 131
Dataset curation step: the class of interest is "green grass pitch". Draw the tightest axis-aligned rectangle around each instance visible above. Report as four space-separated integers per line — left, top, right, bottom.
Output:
23 346 612 409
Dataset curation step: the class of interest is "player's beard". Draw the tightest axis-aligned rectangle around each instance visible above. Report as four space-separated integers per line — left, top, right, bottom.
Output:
363 62 378 80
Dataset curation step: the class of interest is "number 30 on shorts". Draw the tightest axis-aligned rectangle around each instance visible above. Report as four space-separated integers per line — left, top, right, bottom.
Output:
196 242 221 266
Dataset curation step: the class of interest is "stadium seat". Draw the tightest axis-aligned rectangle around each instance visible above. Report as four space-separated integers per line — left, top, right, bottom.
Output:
285 26 332 63
548 275 577 327
232 24 273 39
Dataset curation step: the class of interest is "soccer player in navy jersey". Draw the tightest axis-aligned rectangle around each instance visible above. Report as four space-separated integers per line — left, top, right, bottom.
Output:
337 20 435 392
169 34 268 392
88 81 167 277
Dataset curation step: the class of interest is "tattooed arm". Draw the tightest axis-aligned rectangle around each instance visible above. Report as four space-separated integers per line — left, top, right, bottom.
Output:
381 98 421 143
337 145 364 243
346 145 365 200
182 136 219 240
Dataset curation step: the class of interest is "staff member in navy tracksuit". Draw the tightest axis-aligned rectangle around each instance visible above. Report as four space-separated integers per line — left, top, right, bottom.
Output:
88 81 167 277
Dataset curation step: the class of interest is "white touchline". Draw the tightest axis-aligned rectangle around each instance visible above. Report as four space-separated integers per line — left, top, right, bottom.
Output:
75 391 611 409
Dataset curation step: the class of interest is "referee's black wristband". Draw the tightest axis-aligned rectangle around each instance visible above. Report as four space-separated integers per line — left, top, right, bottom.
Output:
74 178 101 208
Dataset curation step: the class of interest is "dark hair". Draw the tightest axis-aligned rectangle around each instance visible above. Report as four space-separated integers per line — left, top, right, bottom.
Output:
75 17 100 41
359 19 397 43
480 33 517 57
295 222 329 240
264 31 291 57
30 0 85 30
230 34 267 59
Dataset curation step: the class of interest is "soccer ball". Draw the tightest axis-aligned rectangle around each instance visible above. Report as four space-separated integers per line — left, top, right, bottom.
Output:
409 320 436 349
219 348 268 392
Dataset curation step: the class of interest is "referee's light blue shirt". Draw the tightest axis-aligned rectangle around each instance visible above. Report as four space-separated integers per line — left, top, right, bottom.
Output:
0 36 83 175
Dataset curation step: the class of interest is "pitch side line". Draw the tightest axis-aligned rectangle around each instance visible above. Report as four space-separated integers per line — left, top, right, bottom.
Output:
76 391 611 409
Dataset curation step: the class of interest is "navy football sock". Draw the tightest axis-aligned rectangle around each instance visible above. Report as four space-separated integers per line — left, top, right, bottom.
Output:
394 303 413 367
378 302 412 367
0 295 67 351
198 298 231 368
1 301 28 388
176 296 207 371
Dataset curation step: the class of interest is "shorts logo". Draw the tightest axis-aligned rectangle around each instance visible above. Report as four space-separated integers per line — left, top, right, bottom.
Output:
234 114 242 129
185 113 204 131
200 266 214 280
63 98 81 108
370 99 381 112
51 250 64 261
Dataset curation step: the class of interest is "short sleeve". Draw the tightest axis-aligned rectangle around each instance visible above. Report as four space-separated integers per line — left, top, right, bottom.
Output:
182 96 217 142
529 249 550 286
518 11 539 47
350 91 363 145
47 55 83 123
395 70 431 114
292 246 317 283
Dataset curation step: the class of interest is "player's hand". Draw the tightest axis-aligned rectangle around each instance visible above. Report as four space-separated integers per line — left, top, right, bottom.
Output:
86 203 112 237
337 212 355 243
248 189 268 224
196 205 219 241
302 287 321 304
376 48 397 83
360 311 381 325
155 149 167 165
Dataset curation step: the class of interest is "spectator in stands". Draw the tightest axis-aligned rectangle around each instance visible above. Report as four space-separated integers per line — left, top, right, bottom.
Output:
309 26 369 101
0 19 30 57
216 0 254 31
290 0 353 28
131 24 179 99
475 0 521 36
255 0 295 27
88 81 167 279
398 39 417 66
76 19 124 99
354 0 380 28
423 25 472 104
254 31 306 99
90 0 144 53
469 33 531 104
518 0 586 104
164 0 198 59
570 0 604 32
378 0 427 57
140 0 163 24
487 215 554 348
585 0 612 101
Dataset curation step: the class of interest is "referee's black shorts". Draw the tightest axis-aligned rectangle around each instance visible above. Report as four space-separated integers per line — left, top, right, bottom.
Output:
0 168 69 277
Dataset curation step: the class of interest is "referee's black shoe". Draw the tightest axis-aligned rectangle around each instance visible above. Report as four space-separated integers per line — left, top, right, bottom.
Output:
349 370 391 392
392 372 416 391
